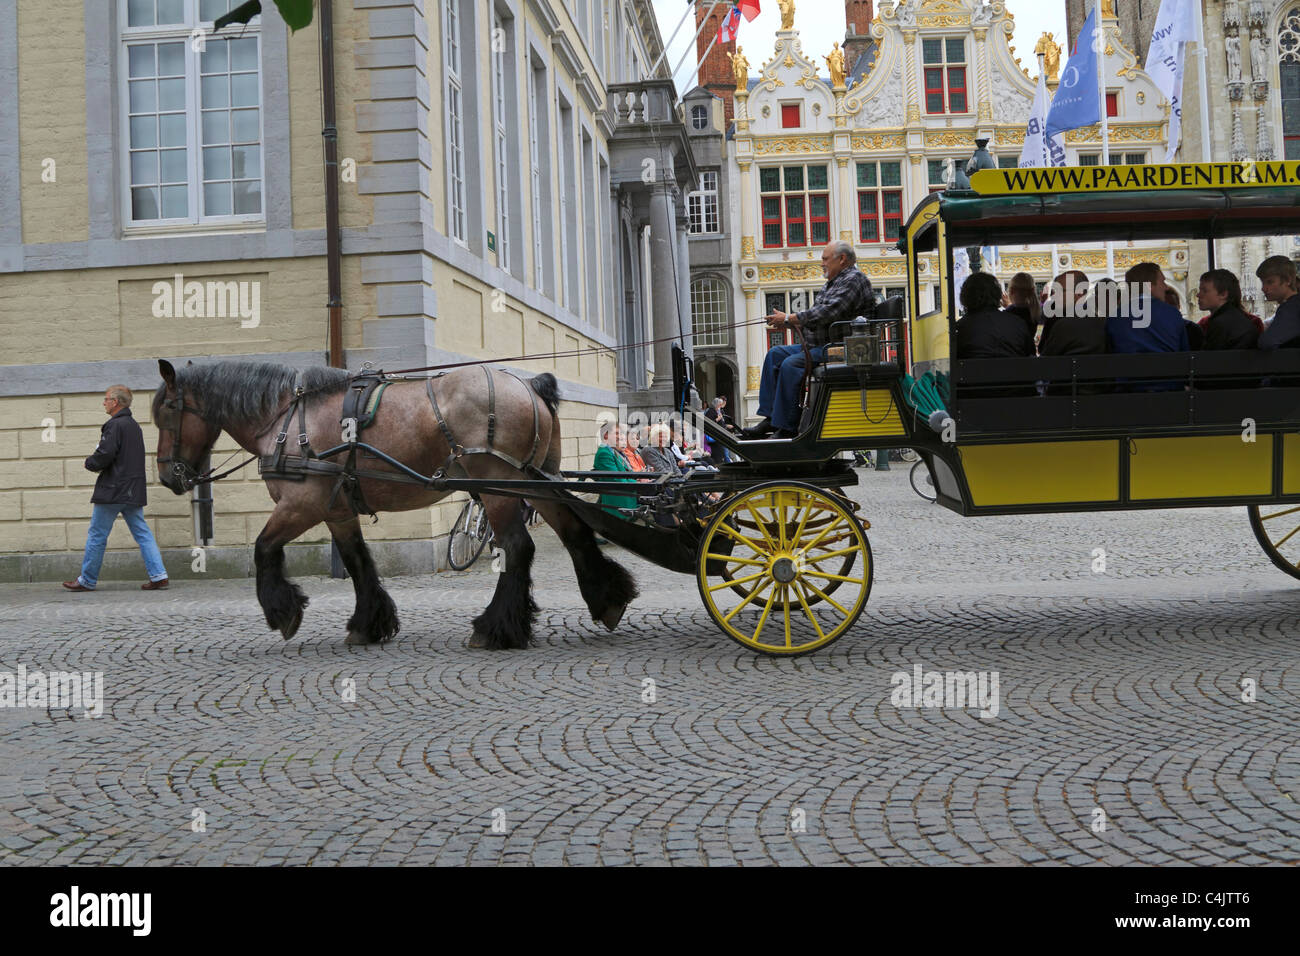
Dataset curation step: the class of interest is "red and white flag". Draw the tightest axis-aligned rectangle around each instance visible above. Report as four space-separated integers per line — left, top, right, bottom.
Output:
717 6 741 44
737 0 761 21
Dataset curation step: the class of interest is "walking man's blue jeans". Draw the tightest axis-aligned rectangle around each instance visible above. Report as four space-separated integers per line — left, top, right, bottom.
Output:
756 344 826 432
77 503 167 589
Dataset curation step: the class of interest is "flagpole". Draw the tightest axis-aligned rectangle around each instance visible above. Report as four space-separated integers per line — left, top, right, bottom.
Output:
670 4 725 86
676 29 725 106
1192 0 1215 269
1095 0 1114 279
650 1 725 79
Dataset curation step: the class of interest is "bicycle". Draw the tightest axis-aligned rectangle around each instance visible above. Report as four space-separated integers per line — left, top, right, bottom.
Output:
446 497 540 571
909 459 937 502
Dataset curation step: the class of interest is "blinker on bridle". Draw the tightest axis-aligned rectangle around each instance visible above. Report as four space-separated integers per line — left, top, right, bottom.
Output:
155 382 205 490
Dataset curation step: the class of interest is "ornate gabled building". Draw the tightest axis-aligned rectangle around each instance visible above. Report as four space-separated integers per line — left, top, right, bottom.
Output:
725 0 1181 422
1180 1 1300 316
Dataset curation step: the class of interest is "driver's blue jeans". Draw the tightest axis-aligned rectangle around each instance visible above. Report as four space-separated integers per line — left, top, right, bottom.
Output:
77 504 168 589
756 345 825 432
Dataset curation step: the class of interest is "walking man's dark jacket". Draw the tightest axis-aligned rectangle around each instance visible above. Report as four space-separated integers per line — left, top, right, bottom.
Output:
86 408 148 506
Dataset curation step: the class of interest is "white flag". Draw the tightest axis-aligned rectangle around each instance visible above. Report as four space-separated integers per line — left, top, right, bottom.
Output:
1145 0 1197 162
1018 70 1066 168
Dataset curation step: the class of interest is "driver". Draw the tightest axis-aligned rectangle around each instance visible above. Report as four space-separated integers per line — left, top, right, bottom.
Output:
741 239 874 439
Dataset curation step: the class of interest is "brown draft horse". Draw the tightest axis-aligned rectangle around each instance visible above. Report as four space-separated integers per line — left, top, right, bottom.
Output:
152 359 638 649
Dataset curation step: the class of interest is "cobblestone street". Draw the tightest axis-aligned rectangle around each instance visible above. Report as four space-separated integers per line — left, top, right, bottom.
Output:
2 467 1298 866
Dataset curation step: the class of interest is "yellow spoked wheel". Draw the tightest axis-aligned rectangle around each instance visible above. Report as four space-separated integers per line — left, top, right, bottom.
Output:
1248 504 1300 581
697 482 872 656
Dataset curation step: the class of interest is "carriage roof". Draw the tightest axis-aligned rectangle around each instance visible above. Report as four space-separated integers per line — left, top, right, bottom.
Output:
900 162 1300 250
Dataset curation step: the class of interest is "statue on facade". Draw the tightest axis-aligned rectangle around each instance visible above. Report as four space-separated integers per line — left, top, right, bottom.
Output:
1249 31 1268 85
1225 33 1243 84
1102 0 1117 17
1034 32 1062 82
728 47 750 91
825 42 847 88
897 0 917 27
778 0 795 31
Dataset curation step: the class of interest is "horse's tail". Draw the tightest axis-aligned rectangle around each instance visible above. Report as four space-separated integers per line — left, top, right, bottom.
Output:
529 372 560 416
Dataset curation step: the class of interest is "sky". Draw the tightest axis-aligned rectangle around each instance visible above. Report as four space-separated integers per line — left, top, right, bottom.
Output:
650 1 1071 93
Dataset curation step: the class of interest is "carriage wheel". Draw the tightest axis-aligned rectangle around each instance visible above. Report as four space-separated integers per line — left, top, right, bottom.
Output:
714 513 857 607
697 482 872 656
447 498 490 571
1247 504 1300 581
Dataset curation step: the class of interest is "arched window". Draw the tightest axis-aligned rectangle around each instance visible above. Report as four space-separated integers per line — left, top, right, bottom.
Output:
691 104 709 130
690 277 729 347
1281 7 1300 159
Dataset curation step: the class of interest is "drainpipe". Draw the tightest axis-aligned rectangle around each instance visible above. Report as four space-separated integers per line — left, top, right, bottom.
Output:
320 0 346 579
321 0 343 369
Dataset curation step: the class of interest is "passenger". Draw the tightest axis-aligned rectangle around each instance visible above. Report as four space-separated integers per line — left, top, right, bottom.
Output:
592 422 636 519
1003 272 1041 337
1040 270 1089 347
1165 286 1204 349
741 239 874 439
1256 255 1300 349
619 424 648 473
1039 280 1106 357
641 423 683 476
1105 262 1189 354
1197 269 1259 350
954 272 1035 360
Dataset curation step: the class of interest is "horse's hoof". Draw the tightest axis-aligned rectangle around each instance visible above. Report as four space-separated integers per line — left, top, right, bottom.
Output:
345 629 370 646
467 630 490 649
598 602 627 631
280 607 304 640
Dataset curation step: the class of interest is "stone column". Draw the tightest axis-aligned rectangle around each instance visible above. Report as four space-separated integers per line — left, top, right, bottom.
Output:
677 209 693 359
648 182 680 388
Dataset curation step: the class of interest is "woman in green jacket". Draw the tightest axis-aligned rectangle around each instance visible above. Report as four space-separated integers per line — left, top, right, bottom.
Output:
593 422 637 518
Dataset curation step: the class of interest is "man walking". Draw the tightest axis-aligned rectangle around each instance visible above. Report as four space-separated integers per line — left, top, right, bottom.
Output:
63 385 169 592
741 239 874 439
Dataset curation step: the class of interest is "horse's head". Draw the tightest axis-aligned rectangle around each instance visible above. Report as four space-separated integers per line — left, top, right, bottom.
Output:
152 359 221 495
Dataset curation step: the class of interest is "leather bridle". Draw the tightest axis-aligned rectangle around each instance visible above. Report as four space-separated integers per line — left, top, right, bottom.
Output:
155 383 206 490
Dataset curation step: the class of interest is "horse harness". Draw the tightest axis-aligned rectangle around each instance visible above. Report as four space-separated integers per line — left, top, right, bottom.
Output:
258 367 545 520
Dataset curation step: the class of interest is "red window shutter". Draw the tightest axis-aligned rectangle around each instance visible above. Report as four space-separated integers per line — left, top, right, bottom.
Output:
924 68 945 113
1105 92 1118 117
947 67 967 113
781 103 801 128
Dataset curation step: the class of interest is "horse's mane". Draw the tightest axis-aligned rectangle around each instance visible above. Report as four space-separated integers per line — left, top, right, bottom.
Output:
153 361 351 429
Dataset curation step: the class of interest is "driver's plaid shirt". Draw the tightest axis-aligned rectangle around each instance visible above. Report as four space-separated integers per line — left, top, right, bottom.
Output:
794 268 875 348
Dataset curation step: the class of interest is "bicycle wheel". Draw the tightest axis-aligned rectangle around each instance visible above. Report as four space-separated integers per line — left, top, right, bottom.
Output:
910 460 937 502
447 498 491 570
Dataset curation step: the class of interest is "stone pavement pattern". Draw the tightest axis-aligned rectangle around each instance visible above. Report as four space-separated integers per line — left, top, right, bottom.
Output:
1 468 1298 865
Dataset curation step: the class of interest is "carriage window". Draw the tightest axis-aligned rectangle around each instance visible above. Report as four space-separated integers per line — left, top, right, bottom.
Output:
760 164 830 248
857 160 904 243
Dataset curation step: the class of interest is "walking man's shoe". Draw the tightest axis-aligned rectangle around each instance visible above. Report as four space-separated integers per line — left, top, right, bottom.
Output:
141 578 169 591
62 580 93 592
739 417 775 439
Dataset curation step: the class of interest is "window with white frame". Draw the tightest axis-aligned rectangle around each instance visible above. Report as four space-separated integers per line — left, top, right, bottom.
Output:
528 57 546 291
491 8 511 271
443 0 467 243
120 0 264 225
688 170 720 234
690 277 729 347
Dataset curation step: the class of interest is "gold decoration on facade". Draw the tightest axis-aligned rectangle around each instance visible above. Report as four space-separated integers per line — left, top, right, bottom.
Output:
1102 0 1116 19
839 231 853 243
747 367 761 392
996 128 1026 144
924 130 972 147
740 237 756 259
906 104 921 123
727 48 750 92
778 0 794 30
1065 123 1161 144
783 54 796 68
862 259 907 278
753 135 833 156
825 42 847 89
918 16 969 28
1001 255 1052 272
849 132 906 151
758 263 825 282
1034 32 1061 82
909 154 922 165
836 157 849 167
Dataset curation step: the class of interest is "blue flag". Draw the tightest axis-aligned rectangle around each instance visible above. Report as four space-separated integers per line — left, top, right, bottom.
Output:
1045 7 1101 139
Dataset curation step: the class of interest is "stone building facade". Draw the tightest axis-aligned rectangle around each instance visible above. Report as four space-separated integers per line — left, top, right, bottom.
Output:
1179 1 1300 313
726 0 1179 423
0 0 687 580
